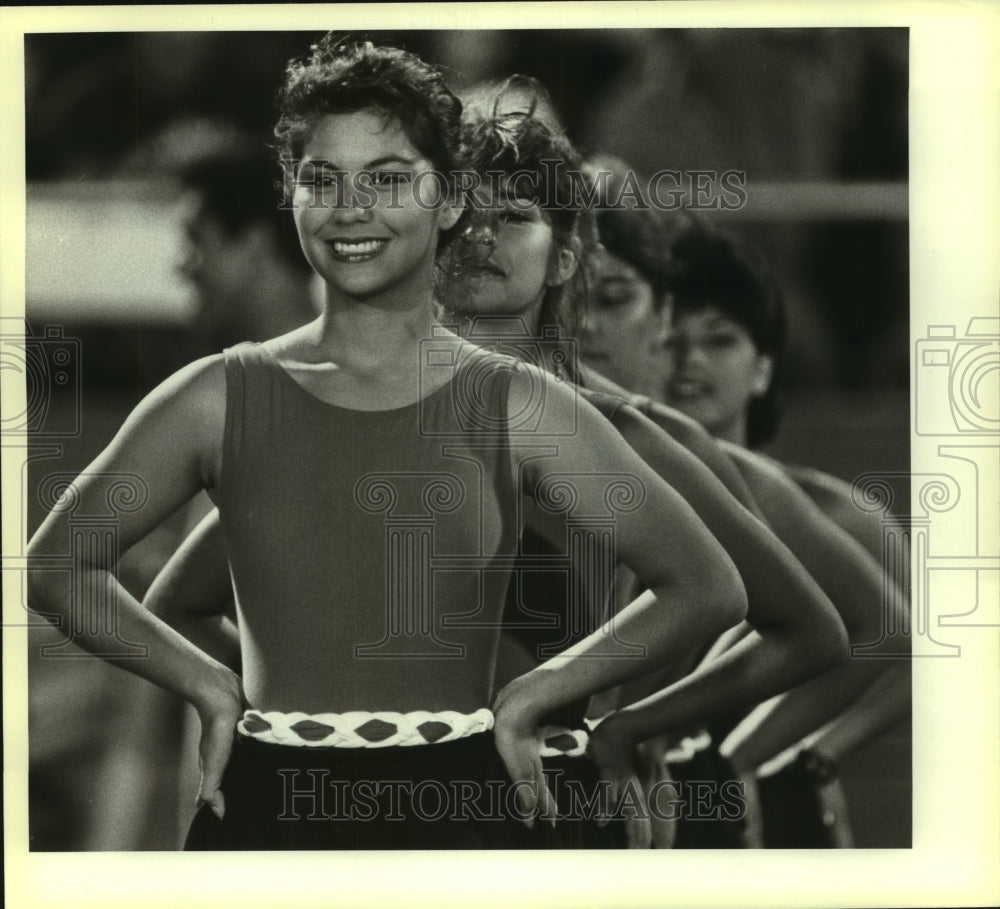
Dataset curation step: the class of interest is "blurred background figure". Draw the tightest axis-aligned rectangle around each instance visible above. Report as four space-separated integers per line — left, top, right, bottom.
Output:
23 27 909 849
175 149 319 355
658 223 910 847
26 120 319 849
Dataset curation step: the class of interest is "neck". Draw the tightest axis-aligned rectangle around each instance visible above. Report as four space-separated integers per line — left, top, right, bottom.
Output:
313 261 440 362
712 413 749 447
447 298 573 379
445 283 547 337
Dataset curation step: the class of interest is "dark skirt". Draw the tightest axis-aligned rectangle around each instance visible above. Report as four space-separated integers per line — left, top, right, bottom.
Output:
669 746 749 849
756 756 842 848
185 731 550 850
541 755 627 849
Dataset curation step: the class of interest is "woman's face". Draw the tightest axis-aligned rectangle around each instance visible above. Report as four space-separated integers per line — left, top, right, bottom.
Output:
444 185 561 328
664 305 773 443
580 246 670 396
292 109 460 302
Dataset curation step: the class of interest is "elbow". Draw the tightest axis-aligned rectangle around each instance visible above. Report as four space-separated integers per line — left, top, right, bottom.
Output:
844 606 911 659
26 537 61 623
825 624 851 672
703 556 750 639
810 608 851 673
839 603 885 650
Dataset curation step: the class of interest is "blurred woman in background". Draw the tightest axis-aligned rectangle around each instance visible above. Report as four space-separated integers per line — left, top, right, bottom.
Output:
582 199 910 846
660 223 911 847
438 88 855 847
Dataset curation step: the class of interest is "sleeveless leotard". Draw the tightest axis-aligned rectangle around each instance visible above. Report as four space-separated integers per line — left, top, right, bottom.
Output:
218 342 520 715
185 341 541 850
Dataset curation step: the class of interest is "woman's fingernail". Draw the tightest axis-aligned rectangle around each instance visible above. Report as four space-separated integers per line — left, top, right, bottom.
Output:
212 804 223 820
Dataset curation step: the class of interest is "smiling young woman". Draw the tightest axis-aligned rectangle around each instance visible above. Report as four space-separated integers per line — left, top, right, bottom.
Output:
28 36 752 851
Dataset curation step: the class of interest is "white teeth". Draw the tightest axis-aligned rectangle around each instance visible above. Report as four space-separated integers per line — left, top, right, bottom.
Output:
332 239 385 255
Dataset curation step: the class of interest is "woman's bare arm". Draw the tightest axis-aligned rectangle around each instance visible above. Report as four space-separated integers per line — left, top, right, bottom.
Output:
578 365 765 518
492 368 750 818
638 399 767 520
611 405 848 703
714 445 911 772
807 661 911 761
780 462 890 564
27 356 242 817
143 508 240 668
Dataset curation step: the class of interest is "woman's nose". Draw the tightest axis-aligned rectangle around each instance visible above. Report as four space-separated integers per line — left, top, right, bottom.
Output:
673 338 706 369
458 210 498 265
330 180 375 225
177 243 202 281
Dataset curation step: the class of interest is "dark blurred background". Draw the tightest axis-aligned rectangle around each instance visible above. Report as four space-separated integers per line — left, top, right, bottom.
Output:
22 28 910 850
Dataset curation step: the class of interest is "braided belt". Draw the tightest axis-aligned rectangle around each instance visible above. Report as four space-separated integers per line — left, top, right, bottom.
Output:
538 724 589 758
238 708 494 748
664 730 713 764
581 715 713 765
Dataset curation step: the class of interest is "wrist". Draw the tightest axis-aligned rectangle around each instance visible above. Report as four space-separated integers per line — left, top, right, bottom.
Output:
796 746 839 783
492 671 549 729
593 708 642 752
188 662 242 717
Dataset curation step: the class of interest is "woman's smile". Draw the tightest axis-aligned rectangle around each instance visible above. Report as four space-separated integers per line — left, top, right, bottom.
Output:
325 237 391 263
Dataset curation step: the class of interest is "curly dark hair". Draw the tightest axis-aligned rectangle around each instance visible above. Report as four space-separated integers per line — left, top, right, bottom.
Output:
274 34 464 193
443 76 592 341
667 224 788 447
584 155 676 305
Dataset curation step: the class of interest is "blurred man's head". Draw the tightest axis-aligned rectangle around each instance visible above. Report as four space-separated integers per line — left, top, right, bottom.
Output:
178 152 315 346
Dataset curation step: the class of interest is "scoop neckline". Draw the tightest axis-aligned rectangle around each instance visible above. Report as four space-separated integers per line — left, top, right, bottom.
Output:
253 341 461 416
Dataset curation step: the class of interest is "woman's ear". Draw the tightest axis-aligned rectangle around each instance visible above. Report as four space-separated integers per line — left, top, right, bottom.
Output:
654 294 675 345
545 240 580 287
750 354 775 397
438 195 465 233
437 179 468 233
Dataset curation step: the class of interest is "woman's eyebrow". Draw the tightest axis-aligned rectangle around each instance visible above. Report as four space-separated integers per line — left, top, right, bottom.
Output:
503 190 541 206
300 155 417 170
364 155 418 169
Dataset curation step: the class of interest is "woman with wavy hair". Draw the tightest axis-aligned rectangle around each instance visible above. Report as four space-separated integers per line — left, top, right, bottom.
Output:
28 36 751 850
436 86 854 848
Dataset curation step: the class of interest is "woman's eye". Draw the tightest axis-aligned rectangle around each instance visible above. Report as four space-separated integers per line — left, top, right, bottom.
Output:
499 210 530 224
370 171 410 187
296 169 342 188
708 333 738 348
